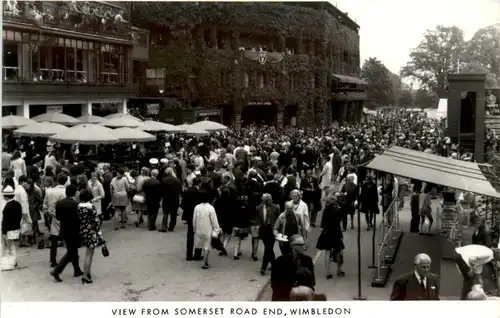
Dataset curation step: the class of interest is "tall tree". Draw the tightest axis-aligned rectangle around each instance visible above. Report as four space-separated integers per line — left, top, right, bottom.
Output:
388 72 403 106
400 25 465 98
461 23 500 87
361 57 393 108
459 62 499 88
398 84 414 107
414 89 437 110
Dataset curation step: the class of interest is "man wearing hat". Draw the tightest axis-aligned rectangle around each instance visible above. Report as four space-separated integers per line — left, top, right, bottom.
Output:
1 185 22 271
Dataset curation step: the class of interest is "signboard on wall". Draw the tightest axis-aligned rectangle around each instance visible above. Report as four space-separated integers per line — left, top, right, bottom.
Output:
247 101 272 106
146 103 160 115
195 110 220 117
47 106 63 113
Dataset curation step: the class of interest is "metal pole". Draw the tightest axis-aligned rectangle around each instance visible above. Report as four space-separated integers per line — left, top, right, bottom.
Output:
369 170 378 269
353 179 367 300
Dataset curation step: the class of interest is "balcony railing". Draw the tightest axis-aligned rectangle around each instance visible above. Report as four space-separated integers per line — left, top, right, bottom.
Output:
3 2 135 42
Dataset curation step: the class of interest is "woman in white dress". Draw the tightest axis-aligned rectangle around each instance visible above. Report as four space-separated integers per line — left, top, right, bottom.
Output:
193 191 221 270
9 151 26 181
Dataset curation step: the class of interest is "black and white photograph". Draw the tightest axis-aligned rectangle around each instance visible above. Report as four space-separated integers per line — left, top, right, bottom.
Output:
1 0 500 305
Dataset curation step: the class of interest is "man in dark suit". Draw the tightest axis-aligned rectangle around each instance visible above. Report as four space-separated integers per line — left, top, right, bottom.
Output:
263 173 283 207
161 167 183 232
181 177 202 261
340 175 357 231
143 169 162 231
257 193 280 275
300 167 321 227
390 253 440 300
50 185 83 282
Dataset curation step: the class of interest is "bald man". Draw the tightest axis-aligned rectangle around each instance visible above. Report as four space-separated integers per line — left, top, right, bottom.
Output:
390 253 440 300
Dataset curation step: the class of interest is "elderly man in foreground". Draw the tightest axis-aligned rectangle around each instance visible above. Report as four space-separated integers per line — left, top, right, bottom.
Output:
390 253 440 300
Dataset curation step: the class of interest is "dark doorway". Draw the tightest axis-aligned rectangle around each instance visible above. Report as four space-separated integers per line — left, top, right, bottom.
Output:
460 92 476 134
241 104 277 126
29 105 47 118
284 104 298 127
63 104 82 118
219 104 234 127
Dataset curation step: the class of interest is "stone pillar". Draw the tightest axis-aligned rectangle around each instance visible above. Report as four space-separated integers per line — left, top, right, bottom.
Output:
81 102 92 116
338 102 348 126
17 102 30 118
357 101 364 122
276 100 284 129
297 102 307 128
119 99 128 114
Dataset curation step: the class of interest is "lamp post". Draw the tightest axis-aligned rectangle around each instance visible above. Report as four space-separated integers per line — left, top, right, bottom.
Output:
352 174 367 300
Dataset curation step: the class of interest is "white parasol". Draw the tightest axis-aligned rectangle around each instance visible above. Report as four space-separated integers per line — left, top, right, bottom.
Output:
14 122 68 137
2 115 37 129
185 125 210 136
50 124 119 145
139 120 186 133
190 120 227 132
32 112 81 126
104 113 143 122
77 114 106 124
101 115 144 128
112 127 156 143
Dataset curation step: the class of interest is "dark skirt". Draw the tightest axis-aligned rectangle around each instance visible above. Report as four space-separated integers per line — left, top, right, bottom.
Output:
316 231 345 251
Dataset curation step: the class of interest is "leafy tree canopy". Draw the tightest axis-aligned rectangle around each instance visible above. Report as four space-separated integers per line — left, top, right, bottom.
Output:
461 23 500 88
398 88 414 107
414 89 437 110
400 25 465 97
361 57 393 108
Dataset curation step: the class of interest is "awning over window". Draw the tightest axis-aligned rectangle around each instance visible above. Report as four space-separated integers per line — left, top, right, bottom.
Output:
331 74 367 85
364 146 500 198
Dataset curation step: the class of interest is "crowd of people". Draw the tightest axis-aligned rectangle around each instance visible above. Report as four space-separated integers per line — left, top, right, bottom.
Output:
1 110 498 300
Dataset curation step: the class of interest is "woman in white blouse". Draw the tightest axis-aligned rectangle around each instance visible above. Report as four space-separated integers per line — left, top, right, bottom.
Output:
9 151 26 181
289 189 310 238
88 172 105 220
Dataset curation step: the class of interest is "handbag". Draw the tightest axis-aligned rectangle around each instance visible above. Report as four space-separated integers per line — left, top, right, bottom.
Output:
101 243 110 257
133 194 145 204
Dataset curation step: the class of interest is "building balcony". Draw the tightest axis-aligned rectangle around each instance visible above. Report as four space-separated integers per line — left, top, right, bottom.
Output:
3 81 137 104
3 1 136 43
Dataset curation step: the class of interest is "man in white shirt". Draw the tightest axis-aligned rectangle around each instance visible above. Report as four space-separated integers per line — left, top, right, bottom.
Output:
318 154 333 211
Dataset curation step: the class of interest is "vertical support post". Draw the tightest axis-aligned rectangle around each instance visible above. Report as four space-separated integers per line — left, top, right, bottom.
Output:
81 102 92 116
119 99 128 114
17 101 30 118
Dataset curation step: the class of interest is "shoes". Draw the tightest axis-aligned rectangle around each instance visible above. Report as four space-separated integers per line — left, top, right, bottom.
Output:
260 269 266 276
218 250 228 256
158 229 167 233
74 270 83 277
233 256 239 260
186 256 193 261
201 263 209 270
81 276 93 284
50 262 58 268
50 271 62 283
252 256 258 261
326 274 333 280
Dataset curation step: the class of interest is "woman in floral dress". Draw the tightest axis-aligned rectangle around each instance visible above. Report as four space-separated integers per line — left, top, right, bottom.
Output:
77 189 103 284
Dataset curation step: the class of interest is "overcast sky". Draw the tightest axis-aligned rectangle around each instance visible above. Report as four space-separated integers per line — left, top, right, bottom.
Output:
335 0 500 75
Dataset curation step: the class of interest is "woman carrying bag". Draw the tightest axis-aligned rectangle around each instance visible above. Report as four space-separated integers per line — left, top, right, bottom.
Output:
77 190 107 284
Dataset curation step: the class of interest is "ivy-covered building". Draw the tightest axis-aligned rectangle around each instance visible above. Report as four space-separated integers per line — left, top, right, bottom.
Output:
131 2 366 128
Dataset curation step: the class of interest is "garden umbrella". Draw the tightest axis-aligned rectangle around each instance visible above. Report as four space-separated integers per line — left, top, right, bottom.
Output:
13 122 68 137
104 113 143 122
139 120 186 133
190 120 227 132
2 115 37 129
77 114 106 124
185 125 210 136
49 124 119 145
101 115 144 128
32 112 81 126
112 127 156 143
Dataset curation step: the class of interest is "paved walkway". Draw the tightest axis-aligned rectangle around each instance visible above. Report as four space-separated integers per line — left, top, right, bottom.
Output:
1 209 270 301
